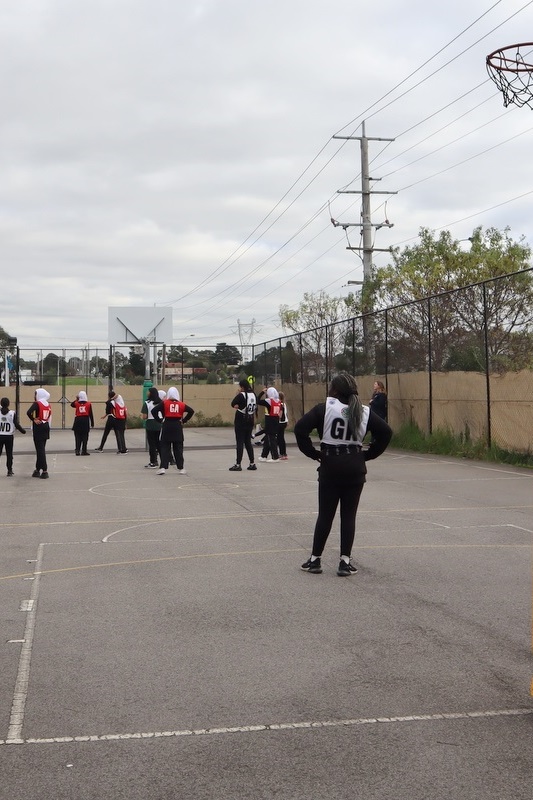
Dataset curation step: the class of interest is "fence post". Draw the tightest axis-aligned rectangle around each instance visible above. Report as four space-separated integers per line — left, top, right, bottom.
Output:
483 283 492 449
299 334 305 418
428 298 433 435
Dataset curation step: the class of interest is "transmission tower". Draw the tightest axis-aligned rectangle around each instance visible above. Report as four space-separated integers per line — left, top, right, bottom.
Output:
233 319 259 363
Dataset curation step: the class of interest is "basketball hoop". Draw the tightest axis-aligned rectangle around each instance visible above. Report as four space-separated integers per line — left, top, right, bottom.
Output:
486 42 533 109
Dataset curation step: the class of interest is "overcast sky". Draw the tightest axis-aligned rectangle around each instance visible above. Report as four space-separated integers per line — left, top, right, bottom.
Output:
2 0 533 357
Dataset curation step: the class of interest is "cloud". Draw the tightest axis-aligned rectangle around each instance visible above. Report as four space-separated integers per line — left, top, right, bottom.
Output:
1 0 532 356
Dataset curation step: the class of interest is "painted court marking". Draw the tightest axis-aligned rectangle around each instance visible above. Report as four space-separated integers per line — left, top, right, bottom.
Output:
3 538 532 746
2 707 532 746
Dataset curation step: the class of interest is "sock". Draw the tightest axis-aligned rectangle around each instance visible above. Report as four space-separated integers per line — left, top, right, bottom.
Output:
310 555 320 562
341 555 350 564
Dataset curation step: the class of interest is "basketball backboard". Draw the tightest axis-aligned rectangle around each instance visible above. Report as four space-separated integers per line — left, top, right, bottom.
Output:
108 307 173 345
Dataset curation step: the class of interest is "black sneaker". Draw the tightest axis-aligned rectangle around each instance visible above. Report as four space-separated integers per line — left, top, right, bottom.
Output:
40 471 49 480
247 463 257 471
94 448 103 452
337 559 357 576
32 470 40 478
7 470 13 476
145 463 158 469
301 557 322 574
229 464 242 471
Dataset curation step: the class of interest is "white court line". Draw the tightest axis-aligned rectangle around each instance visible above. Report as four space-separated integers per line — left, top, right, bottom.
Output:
102 521 160 542
508 524 533 534
2 707 532 746
6 544 43 742
387 453 531 477
2 505 533 533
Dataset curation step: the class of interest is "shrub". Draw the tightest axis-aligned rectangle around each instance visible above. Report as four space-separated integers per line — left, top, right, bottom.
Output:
391 422 533 468
127 414 145 429
188 411 231 428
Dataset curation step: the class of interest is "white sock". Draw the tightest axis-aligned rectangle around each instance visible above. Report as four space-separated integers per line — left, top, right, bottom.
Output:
310 555 319 562
341 555 350 564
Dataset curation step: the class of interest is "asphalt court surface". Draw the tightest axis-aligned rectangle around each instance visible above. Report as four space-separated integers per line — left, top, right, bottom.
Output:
0 428 532 799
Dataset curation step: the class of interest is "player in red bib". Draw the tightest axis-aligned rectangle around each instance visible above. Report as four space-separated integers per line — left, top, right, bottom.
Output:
71 391 95 456
26 388 52 478
151 387 194 475
257 386 281 462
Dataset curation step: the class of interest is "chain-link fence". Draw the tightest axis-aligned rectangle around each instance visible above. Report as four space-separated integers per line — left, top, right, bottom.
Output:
1 343 247 429
252 269 533 454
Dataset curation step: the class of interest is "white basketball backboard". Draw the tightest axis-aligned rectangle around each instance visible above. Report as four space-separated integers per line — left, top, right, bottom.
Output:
108 307 173 345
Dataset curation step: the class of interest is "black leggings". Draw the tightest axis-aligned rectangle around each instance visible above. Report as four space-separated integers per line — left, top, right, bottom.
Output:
261 417 279 460
99 417 115 449
234 422 254 464
114 420 127 453
33 434 48 472
0 436 14 471
311 453 365 558
160 440 184 470
146 429 161 464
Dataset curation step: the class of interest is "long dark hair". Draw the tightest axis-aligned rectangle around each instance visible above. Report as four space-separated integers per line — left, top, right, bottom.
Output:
147 387 160 402
330 372 363 434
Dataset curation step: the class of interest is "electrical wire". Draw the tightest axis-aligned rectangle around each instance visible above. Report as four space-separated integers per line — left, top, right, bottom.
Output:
158 2 518 310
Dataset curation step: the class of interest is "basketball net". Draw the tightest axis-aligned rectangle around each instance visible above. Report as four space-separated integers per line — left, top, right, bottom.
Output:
486 43 533 109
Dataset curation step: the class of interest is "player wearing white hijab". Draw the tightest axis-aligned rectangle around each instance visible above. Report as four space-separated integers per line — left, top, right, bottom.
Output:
256 386 281 462
71 390 94 456
112 394 128 454
151 387 194 475
27 388 52 478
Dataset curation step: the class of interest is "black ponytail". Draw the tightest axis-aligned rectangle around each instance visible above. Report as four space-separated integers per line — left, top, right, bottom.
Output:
329 372 363 434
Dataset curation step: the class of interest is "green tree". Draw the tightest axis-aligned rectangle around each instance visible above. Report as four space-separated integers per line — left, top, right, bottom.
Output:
0 325 14 348
279 290 359 382
373 226 533 371
213 343 241 367
127 350 146 377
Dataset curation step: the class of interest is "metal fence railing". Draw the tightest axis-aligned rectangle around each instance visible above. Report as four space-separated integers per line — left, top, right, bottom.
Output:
252 269 533 455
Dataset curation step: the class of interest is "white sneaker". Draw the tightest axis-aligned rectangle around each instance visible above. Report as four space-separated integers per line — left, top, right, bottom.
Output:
157 468 166 475
258 457 268 462
178 468 187 474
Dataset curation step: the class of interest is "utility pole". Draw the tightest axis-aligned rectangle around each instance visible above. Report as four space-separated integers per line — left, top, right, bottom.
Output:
332 122 397 367
332 121 396 287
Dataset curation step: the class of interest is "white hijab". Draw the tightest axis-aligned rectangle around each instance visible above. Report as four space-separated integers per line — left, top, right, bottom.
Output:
158 390 166 400
35 388 50 405
114 394 125 407
167 387 180 401
266 387 279 400
78 391 88 402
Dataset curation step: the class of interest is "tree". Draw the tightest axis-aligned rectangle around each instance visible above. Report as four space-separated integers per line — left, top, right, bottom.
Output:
279 290 360 381
127 350 146 377
0 324 14 349
42 352 70 379
166 346 194 363
372 226 533 371
213 343 241 367
90 355 109 378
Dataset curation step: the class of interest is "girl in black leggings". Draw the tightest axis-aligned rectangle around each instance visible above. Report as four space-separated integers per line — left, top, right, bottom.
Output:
294 372 391 576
